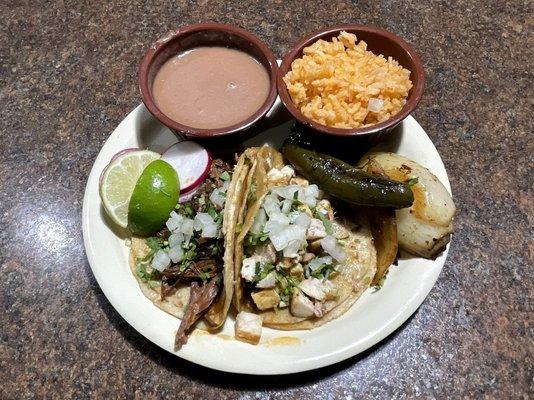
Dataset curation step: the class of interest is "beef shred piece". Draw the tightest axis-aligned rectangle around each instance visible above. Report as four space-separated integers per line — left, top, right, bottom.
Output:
174 276 221 351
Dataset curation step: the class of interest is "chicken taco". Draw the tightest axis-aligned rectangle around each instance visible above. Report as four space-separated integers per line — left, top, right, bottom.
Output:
129 157 250 349
233 147 377 330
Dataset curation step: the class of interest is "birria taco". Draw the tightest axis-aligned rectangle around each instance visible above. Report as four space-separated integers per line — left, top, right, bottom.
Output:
233 146 377 332
129 157 250 350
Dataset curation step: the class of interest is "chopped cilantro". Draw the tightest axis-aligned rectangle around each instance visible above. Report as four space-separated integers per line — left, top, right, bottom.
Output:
245 231 269 247
206 203 218 219
199 271 211 284
175 203 195 218
146 236 165 253
316 211 333 235
220 171 231 181
255 263 275 281
198 196 206 205
136 262 160 283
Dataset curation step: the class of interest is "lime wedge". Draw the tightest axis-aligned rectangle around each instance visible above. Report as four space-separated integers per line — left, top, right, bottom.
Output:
99 150 160 228
128 160 180 236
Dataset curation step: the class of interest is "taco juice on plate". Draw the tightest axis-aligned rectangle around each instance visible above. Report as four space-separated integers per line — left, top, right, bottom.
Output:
233 147 377 330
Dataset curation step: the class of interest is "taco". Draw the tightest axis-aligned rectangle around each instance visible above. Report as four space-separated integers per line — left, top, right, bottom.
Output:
233 146 377 330
129 157 250 350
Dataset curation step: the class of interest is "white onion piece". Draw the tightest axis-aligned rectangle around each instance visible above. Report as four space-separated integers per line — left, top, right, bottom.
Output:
168 245 184 263
281 199 292 214
263 195 281 216
180 218 194 235
357 152 456 258
151 250 171 271
368 98 383 112
271 185 300 200
320 235 347 262
166 211 183 231
304 184 319 199
283 239 304 258
209 189 226 208
269 211 290 226
194 213 218 238
294 212 311 229
264 220 287 235
307 256 333 271
168 232 184 248
269 225 306 251
256 271 276 289
161 141 211 194
250 208 267 234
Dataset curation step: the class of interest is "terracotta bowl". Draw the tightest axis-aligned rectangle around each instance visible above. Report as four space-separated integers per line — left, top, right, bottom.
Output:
139 22 278 143
277 25 425 145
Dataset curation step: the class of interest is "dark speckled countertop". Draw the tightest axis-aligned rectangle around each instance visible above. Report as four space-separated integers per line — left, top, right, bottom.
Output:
1 1 532 398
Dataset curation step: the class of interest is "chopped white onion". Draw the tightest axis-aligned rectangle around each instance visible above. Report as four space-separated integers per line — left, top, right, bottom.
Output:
271 185 300 200
250 208 267 234
151 250 171 272
281 199 292 214
256 271 276 289
307 256 333 272
269 211 290 225
368 98 383 112
263 194 281 216
283 239 305 258
168 245 184 263
180 218 194 235
320 235 347 262
209 189 226 208
294 212 311 229
193 212 218 238
166 211 183 231
269 225 306 251
168 232 184 248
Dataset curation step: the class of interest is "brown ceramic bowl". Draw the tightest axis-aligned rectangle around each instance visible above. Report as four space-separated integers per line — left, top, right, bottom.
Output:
139 22 278 142
277 25 425 143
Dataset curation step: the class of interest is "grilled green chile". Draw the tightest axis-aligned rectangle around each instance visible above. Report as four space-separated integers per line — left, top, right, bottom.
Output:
282 144 414 208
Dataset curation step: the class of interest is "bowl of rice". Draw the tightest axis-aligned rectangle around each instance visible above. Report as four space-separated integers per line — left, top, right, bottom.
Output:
277 25 424 140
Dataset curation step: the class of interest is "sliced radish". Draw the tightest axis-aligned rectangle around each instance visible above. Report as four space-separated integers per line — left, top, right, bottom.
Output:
161 141 211 194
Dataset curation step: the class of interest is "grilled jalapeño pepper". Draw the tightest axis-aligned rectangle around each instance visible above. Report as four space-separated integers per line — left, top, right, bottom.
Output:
283 143 414 208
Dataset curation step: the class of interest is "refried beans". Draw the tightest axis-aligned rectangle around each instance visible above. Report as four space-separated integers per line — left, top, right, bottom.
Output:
152 47 270 129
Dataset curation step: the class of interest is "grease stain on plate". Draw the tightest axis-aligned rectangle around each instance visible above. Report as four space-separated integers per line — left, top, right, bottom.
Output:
263 336 302 346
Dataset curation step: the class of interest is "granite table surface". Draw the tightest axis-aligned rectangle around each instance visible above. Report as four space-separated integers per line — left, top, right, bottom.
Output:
1 1 532 399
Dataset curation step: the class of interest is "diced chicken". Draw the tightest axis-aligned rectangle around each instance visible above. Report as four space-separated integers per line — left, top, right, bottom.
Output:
235 311 262 344
241 256 260 282
256 271 276 289
289 176 309 186
307 218 327 241
322 280 338 300
289 264 304 280
279 258 293 270
267 165 295 186
317 199 334 221
314 302 325 318
299 252 316 263
251 289 280 310
253 243 276 264
299 277 327 301
308 239 323 254
290 291 315 317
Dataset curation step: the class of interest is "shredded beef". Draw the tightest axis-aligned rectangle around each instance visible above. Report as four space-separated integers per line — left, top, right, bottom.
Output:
174 276 222 351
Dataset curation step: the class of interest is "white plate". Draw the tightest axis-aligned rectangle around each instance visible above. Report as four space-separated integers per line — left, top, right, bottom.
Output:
83 97 451 375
